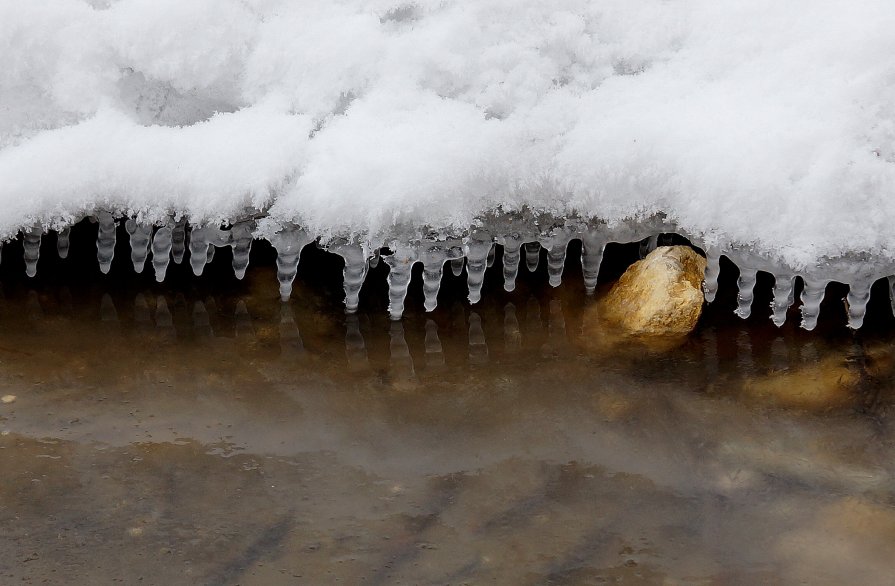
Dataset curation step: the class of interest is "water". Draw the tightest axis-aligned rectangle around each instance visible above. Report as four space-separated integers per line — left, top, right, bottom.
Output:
1 247 895 585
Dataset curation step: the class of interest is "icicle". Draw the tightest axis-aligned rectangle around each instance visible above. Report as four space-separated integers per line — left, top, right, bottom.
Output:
279 303 304 353
420 245 447 312
734 267 758 319
799 278 827 331
171 219 187 264
540 232 572 288
639 234 659 258
193 301 213 337
383 243 419 320
465 230 492 304
771 273 796 327
369 248 380 269
206 245 215 264
388 320 415 379
468 311 488 365
424 319 445 369
56 226 71 259
331 242 369 313
23 228 42 278
230 222 254 280
503 302 521 352
189 227 210 276
845 280 872 330
270 227 314 302
486 245 496 268
889 275 895 318
345 314 368 370
703 247 722 303
235 300 254 337
125 220 152 273
151 226 173 282
524 242 541 272
499 236 523 292
450 257 464 277
96 212 116 274
580 230 607 295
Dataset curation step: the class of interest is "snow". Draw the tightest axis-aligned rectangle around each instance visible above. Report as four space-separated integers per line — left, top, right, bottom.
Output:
1 0 894 269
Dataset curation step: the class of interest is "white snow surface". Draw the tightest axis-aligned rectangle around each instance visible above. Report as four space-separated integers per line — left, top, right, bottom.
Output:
1 0 894 268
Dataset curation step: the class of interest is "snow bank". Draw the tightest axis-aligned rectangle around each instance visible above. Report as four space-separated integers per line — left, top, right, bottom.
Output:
1 0 894 268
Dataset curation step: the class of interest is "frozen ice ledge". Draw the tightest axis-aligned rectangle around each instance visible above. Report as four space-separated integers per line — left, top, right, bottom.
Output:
3 210 894 331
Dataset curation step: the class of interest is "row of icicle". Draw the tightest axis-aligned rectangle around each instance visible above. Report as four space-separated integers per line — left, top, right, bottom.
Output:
4 213 892 330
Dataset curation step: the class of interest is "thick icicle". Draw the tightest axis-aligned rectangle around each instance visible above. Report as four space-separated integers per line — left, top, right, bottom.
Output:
580 230 607 295
96 212 117 274
465 230 492 304
639 234 659 258
424 319 445 368
419 244 447 312
125 220 152 273
450 257 464 277
540 230 573 288
270 227 314 302
23 228 42 278
189 227 210 276
771 274 796 326
468 312 488 365
151 226 173 282
498 235 523 292
383 243 419 320
503 302 521 352
56 227 71 259
332 243 370 313
799 278 828 331
703 247 722 303
734 267 758 319
486 245 496 268
845 280 872 330
524 242 541 272
230 222 254 280
171 219 187 264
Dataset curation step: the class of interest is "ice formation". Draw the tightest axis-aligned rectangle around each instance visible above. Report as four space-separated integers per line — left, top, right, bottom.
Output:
1 0 895 329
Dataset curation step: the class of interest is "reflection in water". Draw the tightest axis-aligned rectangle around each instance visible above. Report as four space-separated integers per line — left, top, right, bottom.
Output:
2 281 895 584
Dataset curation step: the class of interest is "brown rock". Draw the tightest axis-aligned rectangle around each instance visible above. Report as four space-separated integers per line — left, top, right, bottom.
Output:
599 245 707 336
741 357 858 411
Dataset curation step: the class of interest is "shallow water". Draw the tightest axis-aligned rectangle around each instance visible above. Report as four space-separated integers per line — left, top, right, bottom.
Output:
1 240 895 585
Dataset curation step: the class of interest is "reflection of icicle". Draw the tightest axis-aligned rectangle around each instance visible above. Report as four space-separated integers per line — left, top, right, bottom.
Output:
703 247 721 303
889 276 895 318
134 293 151 326
171 219 187 264
845 280 872 330
580 230 606 295
332 243 369 314
524 242 541 272
230 222 254 280
702 327 718 381
799 278 827 331
547 299 566 343
125 220 152 273
771 274 796 327
384 243 419 320
465 230 492 305
270 228 314 302
736 331 754 374
235 300 254 338
388 320 415 379
193 301 213 337
23 228 42 278
498 236 523 292
734 267 758 319
424 319 445 369
155 295 175 340
96 212 117 274
770 336 788 371
279 303 304 354
100 294 118 323
486 245 496 268
56 227 71 259
151 226 173 282
525 297 542 337
503 302 521 352
468 312 488 365
26 290 42 320
345 314 368 370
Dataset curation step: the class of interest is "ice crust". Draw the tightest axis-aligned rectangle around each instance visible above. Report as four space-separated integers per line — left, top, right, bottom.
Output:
2 0 895 327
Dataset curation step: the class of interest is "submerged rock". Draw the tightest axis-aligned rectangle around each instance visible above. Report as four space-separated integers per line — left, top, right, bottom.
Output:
599 246 707 336
741 357 859 411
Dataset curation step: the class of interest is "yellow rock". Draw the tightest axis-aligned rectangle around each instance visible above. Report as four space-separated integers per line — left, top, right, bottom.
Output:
0 395 15 404
742 357 858 410
598 245 707 336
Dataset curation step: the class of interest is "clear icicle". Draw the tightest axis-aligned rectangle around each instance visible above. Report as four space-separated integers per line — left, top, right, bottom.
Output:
270 228 314 302
845 280 872 330
171 219 187 264
96 212 116 274
56 227 71 259
734 267 758 319
486 245 496 268
424 319 445 369
450 257 464 277
333 243 370 314
125 220 152 273
499 236 523 292
639 234 659 258
771 274 796 327
465 230 492 305
503 302 521 352
420 245 447 312
540 231 572 288
524 242 541 272
580 230 606 295
703 247 722 303
23 228 42 278
468 311 488 365
189 227 210 276
384 243 419 320
230 222 254 280
800 278 827 331
151 226 173 282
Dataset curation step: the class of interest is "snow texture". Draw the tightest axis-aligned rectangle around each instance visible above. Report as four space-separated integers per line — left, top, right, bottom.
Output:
1 0 894 268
